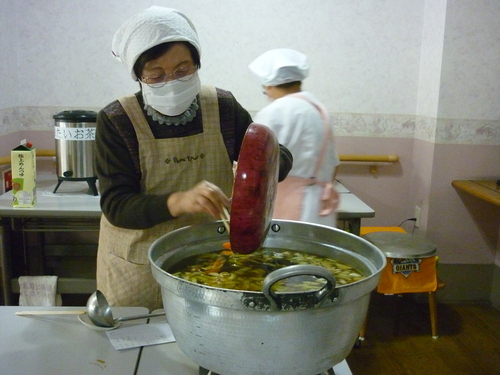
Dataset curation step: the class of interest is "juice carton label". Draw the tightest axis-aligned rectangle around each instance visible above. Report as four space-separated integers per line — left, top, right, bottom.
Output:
11 144 36 207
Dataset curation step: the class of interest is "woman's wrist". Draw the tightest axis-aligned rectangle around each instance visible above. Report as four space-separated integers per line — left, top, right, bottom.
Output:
167 191 184 217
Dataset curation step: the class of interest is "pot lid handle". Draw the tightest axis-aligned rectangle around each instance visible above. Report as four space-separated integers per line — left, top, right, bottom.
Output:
262 265 337 311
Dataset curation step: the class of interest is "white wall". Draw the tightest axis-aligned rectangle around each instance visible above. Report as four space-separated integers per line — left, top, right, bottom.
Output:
439 0 500 121
416 0 446 118
0 1 17 108
2 0 425 116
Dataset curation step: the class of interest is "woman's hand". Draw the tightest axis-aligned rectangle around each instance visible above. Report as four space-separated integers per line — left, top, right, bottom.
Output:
319 183 340 216
167 180 230 218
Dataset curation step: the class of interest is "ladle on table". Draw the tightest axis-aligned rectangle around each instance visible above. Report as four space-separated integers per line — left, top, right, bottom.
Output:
86 290 165 328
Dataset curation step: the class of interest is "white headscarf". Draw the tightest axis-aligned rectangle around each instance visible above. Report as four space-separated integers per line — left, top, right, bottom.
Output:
112 6 201 81
249 48 309 86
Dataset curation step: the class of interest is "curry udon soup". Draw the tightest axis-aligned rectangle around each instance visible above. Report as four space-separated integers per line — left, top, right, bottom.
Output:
168 248 366 292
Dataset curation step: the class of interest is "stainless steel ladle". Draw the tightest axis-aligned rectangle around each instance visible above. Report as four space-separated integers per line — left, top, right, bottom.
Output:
86 290 165 328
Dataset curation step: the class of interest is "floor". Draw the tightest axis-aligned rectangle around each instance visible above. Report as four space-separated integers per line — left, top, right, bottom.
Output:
346 292 500 375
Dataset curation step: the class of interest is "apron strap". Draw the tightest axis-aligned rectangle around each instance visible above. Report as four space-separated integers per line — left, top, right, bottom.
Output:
290 94 338 217
118 95 154 139
290 93 333 180
199 86 220 134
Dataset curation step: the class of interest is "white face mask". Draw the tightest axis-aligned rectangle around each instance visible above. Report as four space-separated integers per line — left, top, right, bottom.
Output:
142 72 201 116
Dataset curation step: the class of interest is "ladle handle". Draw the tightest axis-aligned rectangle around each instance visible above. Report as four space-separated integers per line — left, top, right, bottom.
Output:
16 310 86 316
114 311 166 322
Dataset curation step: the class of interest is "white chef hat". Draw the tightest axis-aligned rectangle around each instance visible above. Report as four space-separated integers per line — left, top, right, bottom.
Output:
248 48 309 86
111 6 201 81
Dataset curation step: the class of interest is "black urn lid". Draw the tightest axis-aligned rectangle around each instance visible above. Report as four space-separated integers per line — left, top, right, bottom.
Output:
53 110 98 122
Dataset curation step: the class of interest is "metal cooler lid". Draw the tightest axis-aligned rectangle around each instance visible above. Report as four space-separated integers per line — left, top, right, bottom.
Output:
53 110 97 122
361 231 437 258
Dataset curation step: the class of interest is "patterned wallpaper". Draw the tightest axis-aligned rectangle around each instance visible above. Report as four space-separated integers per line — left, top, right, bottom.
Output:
1 106 498 146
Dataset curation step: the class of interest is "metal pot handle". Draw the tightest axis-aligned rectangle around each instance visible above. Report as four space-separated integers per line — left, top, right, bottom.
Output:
262 265 337 311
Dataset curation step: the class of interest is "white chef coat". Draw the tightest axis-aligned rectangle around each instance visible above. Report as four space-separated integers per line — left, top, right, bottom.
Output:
254 91 340 226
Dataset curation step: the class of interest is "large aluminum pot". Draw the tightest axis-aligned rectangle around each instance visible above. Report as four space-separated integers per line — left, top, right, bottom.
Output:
149 220 386 375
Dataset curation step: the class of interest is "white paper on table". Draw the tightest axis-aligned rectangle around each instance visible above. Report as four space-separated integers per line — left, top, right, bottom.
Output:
106 322 176 350
42 181 100 198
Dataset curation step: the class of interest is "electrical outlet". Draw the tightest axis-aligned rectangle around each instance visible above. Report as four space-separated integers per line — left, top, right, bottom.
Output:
414 206 421 227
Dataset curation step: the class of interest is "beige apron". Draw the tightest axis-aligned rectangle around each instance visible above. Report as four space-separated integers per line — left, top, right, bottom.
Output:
96 86 233 311
273 94 335 221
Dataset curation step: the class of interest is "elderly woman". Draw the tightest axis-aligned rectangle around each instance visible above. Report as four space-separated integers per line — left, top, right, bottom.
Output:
95 7 292 310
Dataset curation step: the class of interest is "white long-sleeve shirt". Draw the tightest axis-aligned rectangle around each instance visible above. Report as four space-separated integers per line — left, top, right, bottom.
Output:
254 91 340 226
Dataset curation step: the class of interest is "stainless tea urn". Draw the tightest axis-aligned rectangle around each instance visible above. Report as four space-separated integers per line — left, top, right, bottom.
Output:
53 110 98 195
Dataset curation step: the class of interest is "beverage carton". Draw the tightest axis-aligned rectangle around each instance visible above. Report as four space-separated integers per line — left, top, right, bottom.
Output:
0 164 12 194
11 142 36 207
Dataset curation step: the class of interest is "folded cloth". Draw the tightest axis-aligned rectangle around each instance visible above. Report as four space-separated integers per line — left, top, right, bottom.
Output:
18 276 60 306
377 256 438 294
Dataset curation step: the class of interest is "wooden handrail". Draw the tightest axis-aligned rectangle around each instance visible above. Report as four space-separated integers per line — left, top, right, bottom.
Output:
339 154 399 163
1 150 400 166
339 154 399 173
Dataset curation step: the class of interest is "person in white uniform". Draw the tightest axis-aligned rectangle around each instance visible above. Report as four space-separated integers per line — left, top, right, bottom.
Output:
249 48 340 227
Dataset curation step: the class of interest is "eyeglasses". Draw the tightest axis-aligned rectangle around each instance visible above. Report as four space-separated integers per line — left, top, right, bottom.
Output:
141 66 198 88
